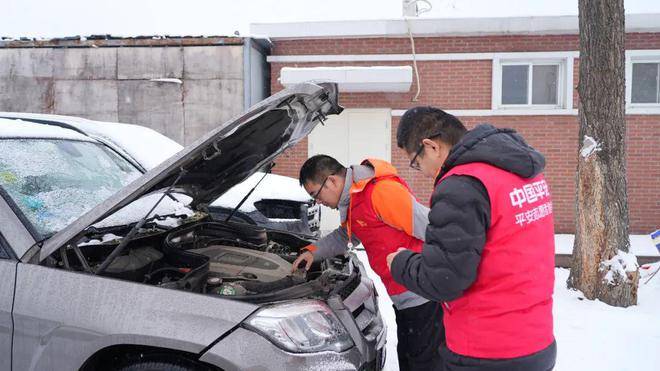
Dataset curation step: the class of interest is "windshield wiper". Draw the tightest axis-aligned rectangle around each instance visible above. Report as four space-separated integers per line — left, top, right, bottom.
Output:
225 163 275 223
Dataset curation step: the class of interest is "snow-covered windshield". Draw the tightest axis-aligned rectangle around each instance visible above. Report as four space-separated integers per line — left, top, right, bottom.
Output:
0 139 142 238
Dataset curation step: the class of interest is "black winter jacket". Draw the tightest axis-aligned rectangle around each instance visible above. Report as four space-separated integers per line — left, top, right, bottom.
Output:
391 124 546 302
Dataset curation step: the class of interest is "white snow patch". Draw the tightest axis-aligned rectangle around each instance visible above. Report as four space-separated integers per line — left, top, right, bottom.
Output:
149 78 183 84
94 192 194 228
554 267 660 370
555 234 658 256
73 119 184 170
600 249 639 285
0 118 93 141
355 248 399 371
152 214 193 228
79 233 122 246
580 135 602 158
211 172 311 212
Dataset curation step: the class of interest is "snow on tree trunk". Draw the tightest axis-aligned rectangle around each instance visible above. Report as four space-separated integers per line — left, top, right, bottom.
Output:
567 0 639 307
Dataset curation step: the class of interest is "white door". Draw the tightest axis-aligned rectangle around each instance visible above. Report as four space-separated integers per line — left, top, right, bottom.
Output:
308 109 391 232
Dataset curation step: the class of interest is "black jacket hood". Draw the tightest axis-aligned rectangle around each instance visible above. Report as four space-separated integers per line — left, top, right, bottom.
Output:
439 124 546 181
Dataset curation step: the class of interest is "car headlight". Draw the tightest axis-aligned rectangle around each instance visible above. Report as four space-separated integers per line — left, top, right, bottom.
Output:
243 299 354 353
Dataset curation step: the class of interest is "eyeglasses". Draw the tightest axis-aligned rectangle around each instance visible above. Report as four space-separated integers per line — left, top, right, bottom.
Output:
409 144 425 171
310 174 332 200
409 132 444 171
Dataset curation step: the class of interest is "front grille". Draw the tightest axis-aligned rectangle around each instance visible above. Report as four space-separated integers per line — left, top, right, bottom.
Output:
335 259 382 338
346 282 382 341
353 304 374 332
337 273 361 299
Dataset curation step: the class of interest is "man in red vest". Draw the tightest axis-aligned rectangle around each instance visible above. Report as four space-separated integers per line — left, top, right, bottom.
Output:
387 106 557 370
293 155 444 370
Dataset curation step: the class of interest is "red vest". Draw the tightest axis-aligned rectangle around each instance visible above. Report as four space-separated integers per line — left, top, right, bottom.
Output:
348 175 424 297
439 163 555 359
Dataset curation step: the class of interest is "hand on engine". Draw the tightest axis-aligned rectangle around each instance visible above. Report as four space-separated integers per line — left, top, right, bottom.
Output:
292 251 314 272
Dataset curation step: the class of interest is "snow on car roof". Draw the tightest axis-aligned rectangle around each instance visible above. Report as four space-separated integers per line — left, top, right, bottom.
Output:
0 112 183 170
0 117 94 142
69 119 184 170
77 119 311 212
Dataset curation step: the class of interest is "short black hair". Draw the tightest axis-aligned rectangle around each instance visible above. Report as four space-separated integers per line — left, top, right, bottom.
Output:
299 155 346 186
396 106 467 153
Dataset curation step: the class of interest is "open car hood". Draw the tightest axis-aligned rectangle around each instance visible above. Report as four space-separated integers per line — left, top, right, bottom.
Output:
38 83 342 262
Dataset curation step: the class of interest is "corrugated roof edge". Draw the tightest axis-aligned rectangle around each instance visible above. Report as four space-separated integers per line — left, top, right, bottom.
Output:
0 35 246 48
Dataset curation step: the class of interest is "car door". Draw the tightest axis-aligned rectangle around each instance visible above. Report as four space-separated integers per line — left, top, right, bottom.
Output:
0 189 38 371
0 234 18 371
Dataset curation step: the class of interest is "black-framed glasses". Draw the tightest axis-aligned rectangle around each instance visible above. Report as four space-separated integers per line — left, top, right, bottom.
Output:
310 174 332 200
409 132 443 171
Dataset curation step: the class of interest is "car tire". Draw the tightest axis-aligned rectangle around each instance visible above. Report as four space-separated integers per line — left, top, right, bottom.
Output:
116 360 200 371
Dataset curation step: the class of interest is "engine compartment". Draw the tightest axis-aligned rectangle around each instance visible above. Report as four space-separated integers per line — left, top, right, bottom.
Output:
51 220 359 304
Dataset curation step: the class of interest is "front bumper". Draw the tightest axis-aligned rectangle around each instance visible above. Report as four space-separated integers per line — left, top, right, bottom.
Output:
329 261 387 370
200 260 386 370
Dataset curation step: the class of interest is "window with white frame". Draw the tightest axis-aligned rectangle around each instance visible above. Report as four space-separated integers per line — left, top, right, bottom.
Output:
631 61 660 104
496 60 565 108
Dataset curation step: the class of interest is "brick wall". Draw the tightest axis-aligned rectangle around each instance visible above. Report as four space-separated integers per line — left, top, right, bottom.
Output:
270 33 660 234
273 33 660 55
272 61 492 110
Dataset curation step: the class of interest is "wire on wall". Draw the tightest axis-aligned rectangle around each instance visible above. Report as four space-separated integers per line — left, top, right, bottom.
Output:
404 0 432 102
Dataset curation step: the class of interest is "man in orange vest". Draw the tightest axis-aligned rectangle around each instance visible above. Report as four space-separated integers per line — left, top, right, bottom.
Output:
293 154 444 371
387 106 556 371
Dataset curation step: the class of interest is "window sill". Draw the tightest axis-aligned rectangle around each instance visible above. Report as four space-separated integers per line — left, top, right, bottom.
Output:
626 106 660 115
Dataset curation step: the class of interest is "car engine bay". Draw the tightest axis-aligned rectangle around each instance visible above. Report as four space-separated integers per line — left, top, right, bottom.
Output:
51 219 360 304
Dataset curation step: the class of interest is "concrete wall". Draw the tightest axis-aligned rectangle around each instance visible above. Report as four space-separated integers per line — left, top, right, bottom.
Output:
0 39 262 145
245 39 270 109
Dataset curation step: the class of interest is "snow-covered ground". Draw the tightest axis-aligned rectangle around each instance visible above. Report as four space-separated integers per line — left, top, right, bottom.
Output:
555 234 658 256
356 235 660 371
553 264 660 371
354 249 401 371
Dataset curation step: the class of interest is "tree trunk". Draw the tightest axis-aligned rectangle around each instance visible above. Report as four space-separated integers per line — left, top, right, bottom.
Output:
567 0 639 307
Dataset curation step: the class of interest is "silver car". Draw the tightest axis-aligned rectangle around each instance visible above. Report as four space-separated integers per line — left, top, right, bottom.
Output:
0 83 386 371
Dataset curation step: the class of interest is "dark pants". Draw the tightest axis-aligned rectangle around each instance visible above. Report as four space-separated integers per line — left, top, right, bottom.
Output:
441 340 557 371
394 301 445 371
